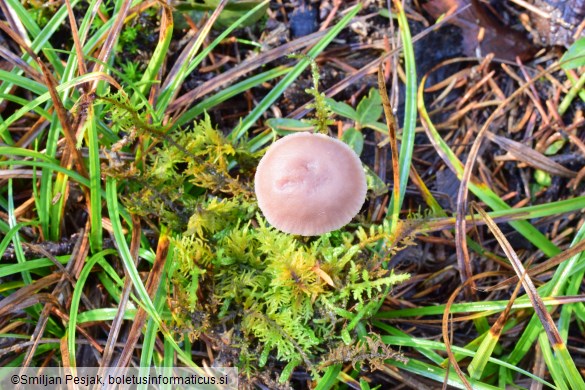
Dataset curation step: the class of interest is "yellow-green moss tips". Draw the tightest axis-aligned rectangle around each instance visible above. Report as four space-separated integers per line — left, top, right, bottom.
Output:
254 132 367 236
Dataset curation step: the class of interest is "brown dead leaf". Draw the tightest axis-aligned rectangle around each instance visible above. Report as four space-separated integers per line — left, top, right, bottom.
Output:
423 0 535 61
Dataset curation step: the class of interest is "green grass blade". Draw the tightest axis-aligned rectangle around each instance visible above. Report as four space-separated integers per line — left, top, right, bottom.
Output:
80 12 117 57
506 224 585 365
157 1 269 115
373 321 444 364
558 269 582 341
7 180 32 285
387 0 417 216
0 72 118 135
4 0 70 74
106 176 157 318
38 117 60 238
76 308 137 323
105 176 202 370
388 358 499 390
0 146 61 164
0 160 89 188
556 342 585 389
163 337 173 372
67 249 115 366
381 336 556 388
131 5 173 105
559 71 585 114
140 228 173 371
174 66 291 129
467 331 499 380
0 255 68 278
538 332 568 390
86 103 102 251
475 196 585 222
374 298 527 318
314 364 342 390
0 70 47 95
230 3 362 142
0 93 51 121
49 170 69 240
183 1 270 85
0 222 36 270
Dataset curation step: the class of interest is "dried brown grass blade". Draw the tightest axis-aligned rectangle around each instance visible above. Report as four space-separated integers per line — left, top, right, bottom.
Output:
0 274 61 317
71 224 91 279
162 0 228 107
50 306 104 355
486 269 525 346
91 0 132 88
98 271 136 372
107 215 142 371
8 293 60 313
169 29 328 114
21 304 54 368
0 44 44 82
442 274 487 389
114 229 169 372
473 203 564 347
485 131 577 178
59 336 75 390
443 59 563 383
0 22 88 178
486 237 585 291
455 165 476 300
0 0 30 46
64 0 87 76
378 64 400 226
18 242 84 368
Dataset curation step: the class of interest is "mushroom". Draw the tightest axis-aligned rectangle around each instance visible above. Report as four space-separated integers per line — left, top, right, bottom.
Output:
254 132 367 236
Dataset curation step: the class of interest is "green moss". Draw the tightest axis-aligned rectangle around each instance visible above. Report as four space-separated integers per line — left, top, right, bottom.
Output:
169 195 410 381
137 117 410 381
100 70 411 383
289 54 335 134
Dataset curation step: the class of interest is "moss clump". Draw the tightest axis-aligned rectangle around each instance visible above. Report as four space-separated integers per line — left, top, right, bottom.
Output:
168 190 410 383
104 84 410 385
137 120 410 384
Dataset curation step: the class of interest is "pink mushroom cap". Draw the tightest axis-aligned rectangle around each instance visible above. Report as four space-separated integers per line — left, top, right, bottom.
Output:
255 132 367 236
